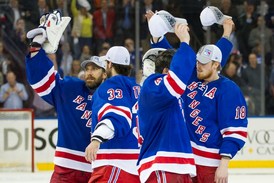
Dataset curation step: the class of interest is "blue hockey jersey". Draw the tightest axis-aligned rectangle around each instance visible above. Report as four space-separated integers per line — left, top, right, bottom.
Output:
26 49 92 172
91 75 141 175
183 75 248 167
137 42 196 183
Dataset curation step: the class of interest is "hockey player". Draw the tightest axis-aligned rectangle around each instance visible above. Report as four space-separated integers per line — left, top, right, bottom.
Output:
148 10 248 183
187 44 248 183
25 10 107 183
85 46 141 182
137 23 196 183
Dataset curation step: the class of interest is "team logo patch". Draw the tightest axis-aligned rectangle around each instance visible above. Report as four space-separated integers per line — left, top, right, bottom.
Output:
203 48 212 58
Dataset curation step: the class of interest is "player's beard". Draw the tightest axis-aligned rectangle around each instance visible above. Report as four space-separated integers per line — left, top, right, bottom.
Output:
85 75 104 90
197 68 213 80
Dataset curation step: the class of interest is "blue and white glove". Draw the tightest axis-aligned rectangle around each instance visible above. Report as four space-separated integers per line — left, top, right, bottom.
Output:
27 10 71 53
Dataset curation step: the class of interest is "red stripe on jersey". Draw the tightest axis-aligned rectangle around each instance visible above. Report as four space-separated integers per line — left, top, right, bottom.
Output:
166 73 185 95
138 156 195 174
55 151 89 163
223 131 247 138
98 105 131 121
34 72 55 93
97 153 139 160
192 147 221 159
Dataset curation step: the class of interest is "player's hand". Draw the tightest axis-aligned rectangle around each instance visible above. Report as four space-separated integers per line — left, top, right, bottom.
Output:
214 158 229 183
222 18 235 38
85 140 101 162
174 23 190 44
145 10 154 22
146 10 161 42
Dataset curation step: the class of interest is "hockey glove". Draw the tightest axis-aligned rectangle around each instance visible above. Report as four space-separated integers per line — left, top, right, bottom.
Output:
27 10 71 53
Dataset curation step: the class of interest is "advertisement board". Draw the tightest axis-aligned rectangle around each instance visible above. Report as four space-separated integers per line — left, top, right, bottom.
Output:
231 117 274 168
1 116 274 171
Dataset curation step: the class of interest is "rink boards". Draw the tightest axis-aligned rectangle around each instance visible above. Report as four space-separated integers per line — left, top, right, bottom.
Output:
1 117 274 171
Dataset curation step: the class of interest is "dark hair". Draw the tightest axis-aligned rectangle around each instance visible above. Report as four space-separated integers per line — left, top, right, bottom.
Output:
155 49 176 74
112 63 133 76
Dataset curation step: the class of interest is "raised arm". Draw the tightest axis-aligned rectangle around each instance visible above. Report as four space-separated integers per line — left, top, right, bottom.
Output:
216 18 234 67
145 10 173 49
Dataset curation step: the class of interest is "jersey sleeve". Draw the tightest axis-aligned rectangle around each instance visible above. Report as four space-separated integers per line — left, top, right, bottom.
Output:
165 42 196 98
93 81 134 139
217 83 248 158
215 37 233 67
151 36 173 49
25 49 62 106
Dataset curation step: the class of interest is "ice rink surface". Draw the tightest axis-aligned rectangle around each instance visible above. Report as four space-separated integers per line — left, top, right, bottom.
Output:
0 169 274 183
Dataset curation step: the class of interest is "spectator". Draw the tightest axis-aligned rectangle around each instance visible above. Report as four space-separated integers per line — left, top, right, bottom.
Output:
93 0 116 52
55 0 65 13
222 61 249 95
0 0 21 32
68 59 82 77
98 41 111 56
115 0 135 44
236 0 258 62
18 0 40 31
93 0 115 9
124 37 142 78
79 45 92 63
231 52 247 77
0 56 12 81
242 52 261 115
220 0 239 19
60 42 73 77
0 71 28 109
71 0 93 58
8 0 21 28
37 0 49 17
248 16 273 66
10 18 28 54
0 41 8 83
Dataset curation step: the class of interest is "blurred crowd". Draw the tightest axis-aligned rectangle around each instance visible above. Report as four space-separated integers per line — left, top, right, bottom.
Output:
0 0 274 117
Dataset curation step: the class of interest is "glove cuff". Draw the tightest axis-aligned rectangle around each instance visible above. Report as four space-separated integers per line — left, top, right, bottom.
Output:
29 42 42 48
29 42 42 53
